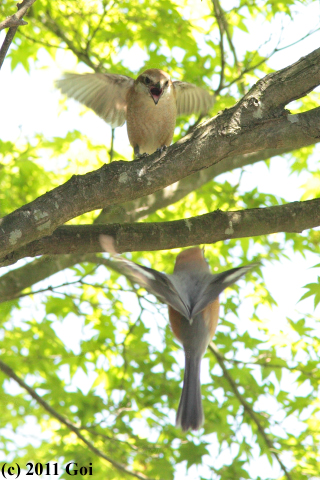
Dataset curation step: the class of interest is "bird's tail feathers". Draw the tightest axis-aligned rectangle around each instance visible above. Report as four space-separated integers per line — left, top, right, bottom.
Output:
176 353 203 431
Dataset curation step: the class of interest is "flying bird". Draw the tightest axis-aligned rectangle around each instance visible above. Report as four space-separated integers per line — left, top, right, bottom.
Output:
99 235 258 431
56 69 214 157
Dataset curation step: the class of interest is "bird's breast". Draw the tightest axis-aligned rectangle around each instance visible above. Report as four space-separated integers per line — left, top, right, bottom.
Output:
126 89 177 154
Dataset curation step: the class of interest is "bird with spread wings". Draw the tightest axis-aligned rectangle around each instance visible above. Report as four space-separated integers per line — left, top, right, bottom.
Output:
56 68 214 157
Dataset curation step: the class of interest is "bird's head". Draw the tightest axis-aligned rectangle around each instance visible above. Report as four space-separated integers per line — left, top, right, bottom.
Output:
135 69 172 105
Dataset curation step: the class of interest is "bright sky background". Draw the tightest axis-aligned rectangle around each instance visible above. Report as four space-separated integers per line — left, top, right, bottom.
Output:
1 1 320 479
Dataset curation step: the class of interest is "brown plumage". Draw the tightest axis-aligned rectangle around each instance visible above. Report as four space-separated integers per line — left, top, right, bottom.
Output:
99 235 258 431
56 68 214 156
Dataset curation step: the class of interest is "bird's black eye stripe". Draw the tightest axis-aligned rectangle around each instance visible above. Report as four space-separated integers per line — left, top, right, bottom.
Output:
144 76 151 85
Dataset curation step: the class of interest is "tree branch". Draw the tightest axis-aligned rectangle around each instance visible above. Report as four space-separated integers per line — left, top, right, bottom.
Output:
2 197 320 267
244 47 320 116
209 343 294 480
215 1 245 95
0 254 123 303
212 0 225 93
0 358 156 480
0 107 319 259
41 10 97 71
96 145 307 224
0 17 27 30
0 254 86 303
0 0 37 69
217 353 320 380
1 47 320 258
0 143 302 302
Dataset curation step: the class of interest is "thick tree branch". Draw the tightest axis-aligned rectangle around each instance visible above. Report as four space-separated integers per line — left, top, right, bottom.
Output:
0 0 37 69
209 343 293 480
1 47 320 258
243 46 320 117
1 106 319 259
0 144 300 302
96 145 307 224
2 198 320 267
0 358 156 480
0 16 27 30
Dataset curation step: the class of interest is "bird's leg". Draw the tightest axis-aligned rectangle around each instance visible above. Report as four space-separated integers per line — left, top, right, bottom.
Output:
134 145 149 160
156 145 167 158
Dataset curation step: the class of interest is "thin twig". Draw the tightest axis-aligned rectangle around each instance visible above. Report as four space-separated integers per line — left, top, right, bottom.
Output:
0 0 37 69
19 31 63 50
42 9 97 71
275 27 320 53
0 358 156 480
216 1 245 95
221 54 271 92
219 25 320 95
212 0 225 94
219 353 320 379
209 343 294 480
109 127 115 162
85 0 114 52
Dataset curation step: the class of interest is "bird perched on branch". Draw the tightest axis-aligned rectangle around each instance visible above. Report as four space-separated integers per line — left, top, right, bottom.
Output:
99 235 258 431
56 69 214 157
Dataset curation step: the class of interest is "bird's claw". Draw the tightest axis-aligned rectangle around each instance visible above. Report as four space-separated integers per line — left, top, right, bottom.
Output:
134 152 149 160
156 145 167 159
134 146 167 160
156 145 167 154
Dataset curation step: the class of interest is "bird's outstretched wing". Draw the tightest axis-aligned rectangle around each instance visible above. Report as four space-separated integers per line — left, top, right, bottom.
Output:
190 264 259 318
173 81 214 116
99 235 190 318
56 72 134 128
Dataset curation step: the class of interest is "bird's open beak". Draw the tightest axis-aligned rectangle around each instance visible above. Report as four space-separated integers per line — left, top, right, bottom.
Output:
149 81 163 105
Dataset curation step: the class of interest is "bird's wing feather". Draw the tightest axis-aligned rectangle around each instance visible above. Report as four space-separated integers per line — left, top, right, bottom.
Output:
191 264 258 317
173 81 214 116
56 72 134 128
99 235 190 318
